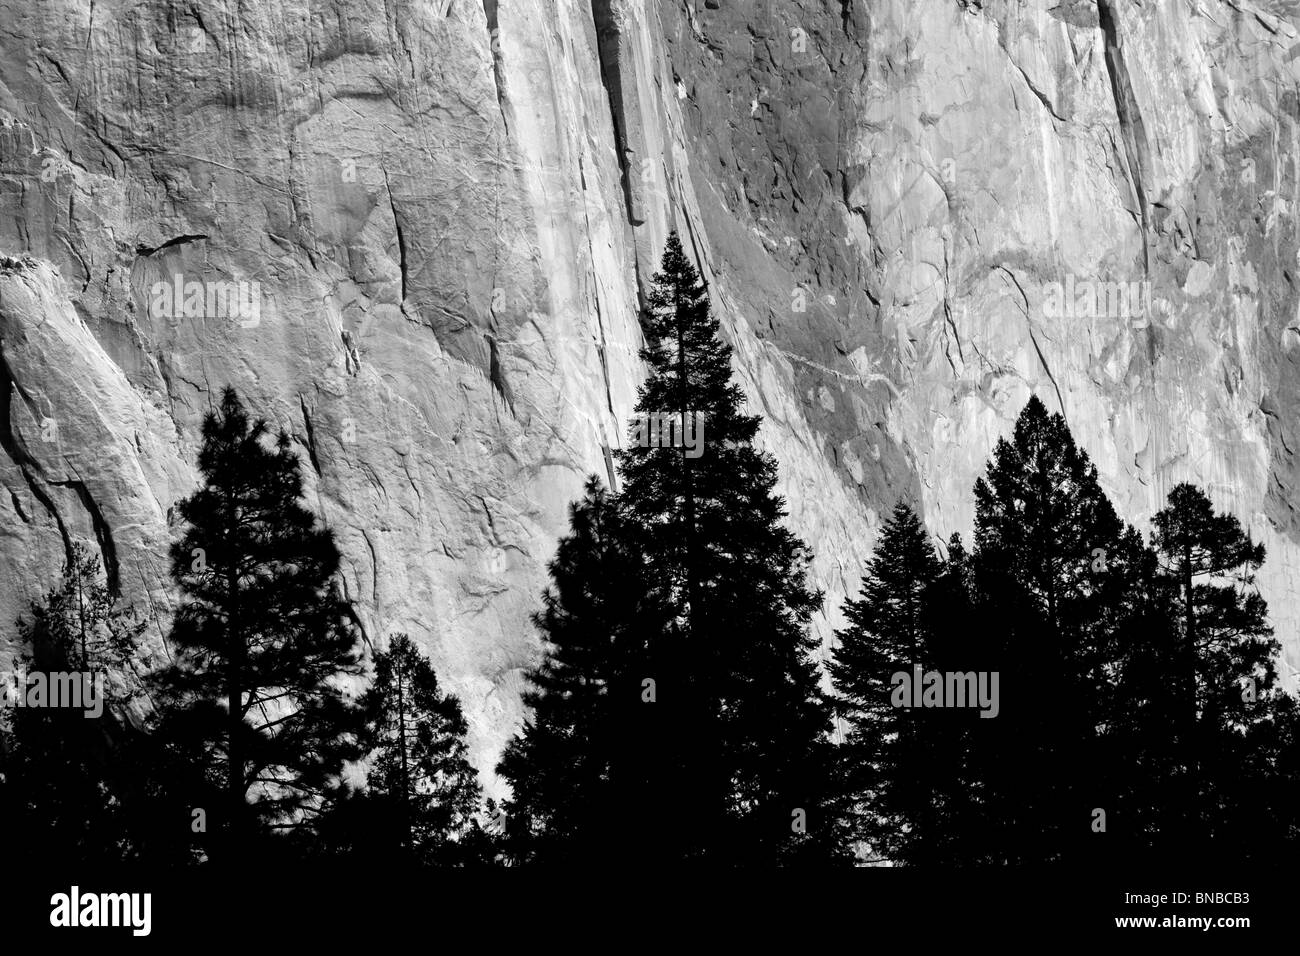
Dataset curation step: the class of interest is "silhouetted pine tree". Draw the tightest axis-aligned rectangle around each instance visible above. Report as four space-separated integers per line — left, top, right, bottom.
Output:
829 501 946 864
969 395 1145 863
314 634 489 864
617 232 843 864
0 542 147 864
496 478 654 864
151 387 364 860
1149 482 1289 860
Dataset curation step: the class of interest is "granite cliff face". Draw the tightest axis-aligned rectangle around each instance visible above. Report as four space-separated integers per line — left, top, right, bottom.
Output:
1 0 1298 785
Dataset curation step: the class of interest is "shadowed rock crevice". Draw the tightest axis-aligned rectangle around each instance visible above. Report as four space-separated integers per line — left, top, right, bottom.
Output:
485 332 516 415
482 0 510 134
298 394 323 478
1097 0 1152 271
49 476 120 598
590 0 640 226
0 343 73 570
134 234 208 257
383 168 409 305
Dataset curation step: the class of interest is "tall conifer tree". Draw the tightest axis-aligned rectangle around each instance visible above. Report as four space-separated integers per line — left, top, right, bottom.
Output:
1149 482 1286 859
152 387 363 859
617 232 841 864
970 395 1143 863
829 502 945 864
316 634 488 864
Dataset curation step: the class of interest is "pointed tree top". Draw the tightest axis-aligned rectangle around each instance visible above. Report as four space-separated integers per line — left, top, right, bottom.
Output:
1022 393 1049 418
654 230 700 289
1013 393 1060 440
889 499 923 525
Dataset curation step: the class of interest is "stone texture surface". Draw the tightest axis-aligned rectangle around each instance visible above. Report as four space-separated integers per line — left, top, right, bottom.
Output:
1 0 1298 789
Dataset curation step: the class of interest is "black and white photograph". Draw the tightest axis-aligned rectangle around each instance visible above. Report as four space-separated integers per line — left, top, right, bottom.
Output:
0 0 1296 939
